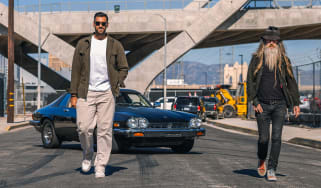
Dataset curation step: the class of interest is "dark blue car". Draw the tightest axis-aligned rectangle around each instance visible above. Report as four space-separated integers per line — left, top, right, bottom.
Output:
30 89 205 153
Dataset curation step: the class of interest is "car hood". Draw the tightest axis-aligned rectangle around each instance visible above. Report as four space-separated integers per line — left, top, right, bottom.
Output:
115 106 196 122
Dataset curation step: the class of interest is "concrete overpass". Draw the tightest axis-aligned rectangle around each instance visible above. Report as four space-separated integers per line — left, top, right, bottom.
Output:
0 0 321 93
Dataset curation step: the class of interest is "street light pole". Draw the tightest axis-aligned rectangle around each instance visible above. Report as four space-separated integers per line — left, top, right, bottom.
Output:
37 0 41 109
154 14 167 110
239 54 243 83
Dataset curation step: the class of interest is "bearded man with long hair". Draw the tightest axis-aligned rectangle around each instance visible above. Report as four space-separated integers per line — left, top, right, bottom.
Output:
247 26 300 181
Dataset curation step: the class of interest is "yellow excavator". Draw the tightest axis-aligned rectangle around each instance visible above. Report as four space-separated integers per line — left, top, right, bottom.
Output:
215 83 248 118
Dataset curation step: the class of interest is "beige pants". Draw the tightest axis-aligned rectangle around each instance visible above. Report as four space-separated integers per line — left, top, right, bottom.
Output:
76 89 115 168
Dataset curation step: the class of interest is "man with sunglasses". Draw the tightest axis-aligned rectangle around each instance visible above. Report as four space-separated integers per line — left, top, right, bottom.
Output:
70 12 128 178
247 26 300 181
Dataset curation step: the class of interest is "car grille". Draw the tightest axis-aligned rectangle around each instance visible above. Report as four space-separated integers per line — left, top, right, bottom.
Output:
149 122 189 129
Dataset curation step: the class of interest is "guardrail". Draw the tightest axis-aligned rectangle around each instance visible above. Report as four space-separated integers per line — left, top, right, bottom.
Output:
5 0 219 13
245 0 321 9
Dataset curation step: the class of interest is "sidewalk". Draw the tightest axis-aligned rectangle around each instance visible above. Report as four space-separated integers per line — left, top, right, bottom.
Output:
0 116 32 134
207 118 321 149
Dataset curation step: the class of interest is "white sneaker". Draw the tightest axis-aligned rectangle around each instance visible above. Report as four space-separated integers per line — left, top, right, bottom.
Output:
81 160 91 173
267 169 277 181
95 168 105 178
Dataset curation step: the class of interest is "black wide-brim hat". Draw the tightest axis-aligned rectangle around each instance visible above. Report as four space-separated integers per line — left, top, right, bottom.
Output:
261 26 281 41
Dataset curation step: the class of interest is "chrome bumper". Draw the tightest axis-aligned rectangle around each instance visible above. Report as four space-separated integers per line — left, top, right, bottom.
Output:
205 111 217 116
29 120 41 132
113 127 205 138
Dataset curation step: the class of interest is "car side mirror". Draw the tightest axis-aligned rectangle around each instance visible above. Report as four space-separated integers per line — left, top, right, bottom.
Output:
153 102 161 108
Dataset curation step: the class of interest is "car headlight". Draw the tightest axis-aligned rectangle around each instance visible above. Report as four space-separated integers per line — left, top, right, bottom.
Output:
189 118 202 128
127 117 138 128
138 118 149 128
127 117 149 128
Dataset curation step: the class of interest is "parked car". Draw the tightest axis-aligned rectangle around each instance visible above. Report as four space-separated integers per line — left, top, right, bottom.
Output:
30 89 205 153
310 96 321 113
154 96 176 110
299 96 311 113
201 96 219 119
172 96 206 122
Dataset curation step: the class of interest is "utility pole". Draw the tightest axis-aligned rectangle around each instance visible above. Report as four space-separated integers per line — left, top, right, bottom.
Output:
37 0 41 109
153 14 167 110
239 54 244 82
231 46 234 63
219 48 222 84
7 0 15 123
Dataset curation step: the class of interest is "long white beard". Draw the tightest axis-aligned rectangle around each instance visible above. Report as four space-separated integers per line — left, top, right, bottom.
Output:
264 46 279 72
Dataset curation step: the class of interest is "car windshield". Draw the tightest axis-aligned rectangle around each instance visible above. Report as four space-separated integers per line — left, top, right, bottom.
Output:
116 92 151 107
203 98 218 103
176 97 198 105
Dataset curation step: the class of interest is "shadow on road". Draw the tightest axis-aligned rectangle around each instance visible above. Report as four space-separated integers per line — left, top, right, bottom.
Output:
233 169 263 178
75 165 128 176
233 169 287 178
33 144 82 151
34 144 203 154
123 147 203 155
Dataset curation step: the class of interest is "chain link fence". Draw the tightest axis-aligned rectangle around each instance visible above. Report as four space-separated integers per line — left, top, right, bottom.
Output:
14 85 66 115
289 61 321 127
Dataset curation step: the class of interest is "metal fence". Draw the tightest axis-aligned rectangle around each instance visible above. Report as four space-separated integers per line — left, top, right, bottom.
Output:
244 0 321 9
14 86 66 115
291 60 321 127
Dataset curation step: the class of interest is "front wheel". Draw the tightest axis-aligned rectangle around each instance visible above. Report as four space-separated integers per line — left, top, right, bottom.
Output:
112 135 131 153
223 106 234 118
171 139 194 153
41 119 61 148
201 113 207 122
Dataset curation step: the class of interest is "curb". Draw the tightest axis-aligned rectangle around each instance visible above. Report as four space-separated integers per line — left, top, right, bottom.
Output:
206 120 321 150
6 122 31 131
288 137 321 149
207 120 258 136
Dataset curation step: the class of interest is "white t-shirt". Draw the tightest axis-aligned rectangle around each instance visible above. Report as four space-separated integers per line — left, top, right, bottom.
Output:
88 36 111 91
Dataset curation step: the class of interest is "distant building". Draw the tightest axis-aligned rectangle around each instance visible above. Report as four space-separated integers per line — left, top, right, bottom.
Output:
224 62 248 89
49 54 71 72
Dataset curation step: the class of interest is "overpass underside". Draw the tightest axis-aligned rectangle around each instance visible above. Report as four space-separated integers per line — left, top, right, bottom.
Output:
0 0 321 92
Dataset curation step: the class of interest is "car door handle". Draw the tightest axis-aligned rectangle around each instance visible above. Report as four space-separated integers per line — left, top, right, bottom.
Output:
64 109 69 112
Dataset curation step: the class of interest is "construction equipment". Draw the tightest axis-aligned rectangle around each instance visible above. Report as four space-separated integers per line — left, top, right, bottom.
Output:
215 83 247 118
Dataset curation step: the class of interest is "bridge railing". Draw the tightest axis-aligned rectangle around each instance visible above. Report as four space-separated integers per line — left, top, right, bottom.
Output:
0 0 219 13
245 0 321 9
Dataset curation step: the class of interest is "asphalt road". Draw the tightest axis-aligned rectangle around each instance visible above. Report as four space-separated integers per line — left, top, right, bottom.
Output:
0 124 320 188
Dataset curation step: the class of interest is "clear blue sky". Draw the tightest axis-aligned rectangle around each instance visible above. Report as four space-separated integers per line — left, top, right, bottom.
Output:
1 0 320 66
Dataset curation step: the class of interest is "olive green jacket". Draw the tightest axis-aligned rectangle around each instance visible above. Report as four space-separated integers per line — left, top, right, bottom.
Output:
70 35 129 98
247 55 300 108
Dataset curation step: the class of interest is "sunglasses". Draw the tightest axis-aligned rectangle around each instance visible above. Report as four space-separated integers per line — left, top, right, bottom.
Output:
264 39 279 44
95 21 107 26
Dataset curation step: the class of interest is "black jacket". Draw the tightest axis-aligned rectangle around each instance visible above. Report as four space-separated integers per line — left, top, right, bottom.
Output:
247 55 300 108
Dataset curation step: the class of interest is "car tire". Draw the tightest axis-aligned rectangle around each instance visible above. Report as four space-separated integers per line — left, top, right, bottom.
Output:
202 113 206 122
223 105 234 118
171 139 194 153
112 135 131 153
41 119 61 148
213 114 218 120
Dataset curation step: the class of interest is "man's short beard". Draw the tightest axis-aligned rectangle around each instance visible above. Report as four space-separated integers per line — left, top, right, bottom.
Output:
264 45 279 72
95 28 106 36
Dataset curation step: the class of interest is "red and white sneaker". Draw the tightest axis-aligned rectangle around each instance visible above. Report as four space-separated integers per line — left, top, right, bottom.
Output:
257 160 266 177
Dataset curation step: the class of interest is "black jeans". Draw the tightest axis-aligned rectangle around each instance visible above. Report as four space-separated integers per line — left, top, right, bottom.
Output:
256 101 287 170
